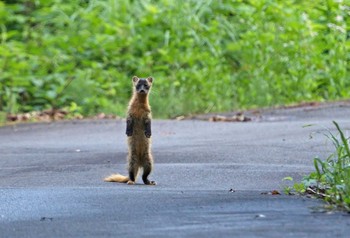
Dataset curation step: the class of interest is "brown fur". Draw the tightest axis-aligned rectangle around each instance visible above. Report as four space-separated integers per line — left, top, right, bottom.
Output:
104 76 156 185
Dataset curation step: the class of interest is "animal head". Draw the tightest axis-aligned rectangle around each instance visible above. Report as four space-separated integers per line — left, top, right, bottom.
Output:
132 76 153 94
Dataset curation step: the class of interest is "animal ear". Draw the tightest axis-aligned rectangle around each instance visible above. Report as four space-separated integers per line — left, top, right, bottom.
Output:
132 76 139 83
146 77 153 83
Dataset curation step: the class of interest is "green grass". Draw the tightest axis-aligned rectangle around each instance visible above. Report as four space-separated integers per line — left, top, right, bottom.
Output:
287 121 350 211
0 0 349 118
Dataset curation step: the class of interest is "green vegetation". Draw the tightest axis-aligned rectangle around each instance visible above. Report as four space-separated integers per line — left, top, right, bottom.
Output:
285 122 350 211
0 0 349 119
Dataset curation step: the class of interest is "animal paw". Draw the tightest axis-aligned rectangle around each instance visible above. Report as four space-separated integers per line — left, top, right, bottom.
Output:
146 180 156 185
127 180 135 185
145 131 151 138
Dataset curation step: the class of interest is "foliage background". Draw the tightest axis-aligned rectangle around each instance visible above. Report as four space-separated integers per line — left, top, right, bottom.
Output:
0 0 349 118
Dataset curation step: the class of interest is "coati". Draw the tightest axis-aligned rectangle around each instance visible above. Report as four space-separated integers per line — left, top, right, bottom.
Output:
104 76 156 185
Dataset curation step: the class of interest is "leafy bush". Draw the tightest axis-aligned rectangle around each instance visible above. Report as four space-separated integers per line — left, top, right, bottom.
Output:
0 0 349 118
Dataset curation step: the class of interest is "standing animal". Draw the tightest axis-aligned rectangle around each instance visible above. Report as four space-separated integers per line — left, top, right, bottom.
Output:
104 76 156 185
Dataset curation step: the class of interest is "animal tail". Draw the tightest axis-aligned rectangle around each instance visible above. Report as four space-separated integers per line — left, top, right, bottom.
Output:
104 173 129 183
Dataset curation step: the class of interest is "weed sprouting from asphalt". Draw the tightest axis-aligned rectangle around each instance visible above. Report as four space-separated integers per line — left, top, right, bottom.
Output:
287 121 350 211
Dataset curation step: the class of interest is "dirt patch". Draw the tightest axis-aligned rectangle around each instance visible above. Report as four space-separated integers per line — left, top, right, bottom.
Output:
187 100 350 122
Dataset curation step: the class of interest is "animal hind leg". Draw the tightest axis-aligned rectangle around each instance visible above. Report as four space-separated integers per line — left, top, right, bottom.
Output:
127 159 139 185
142 155 156 185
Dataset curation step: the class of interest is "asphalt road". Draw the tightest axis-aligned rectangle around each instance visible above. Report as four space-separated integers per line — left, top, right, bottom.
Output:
1 102 350 237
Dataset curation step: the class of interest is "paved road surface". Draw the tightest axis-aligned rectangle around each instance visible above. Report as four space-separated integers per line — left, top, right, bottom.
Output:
1 102 350 237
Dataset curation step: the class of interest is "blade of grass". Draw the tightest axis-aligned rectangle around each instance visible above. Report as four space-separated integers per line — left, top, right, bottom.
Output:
333 121 350 157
